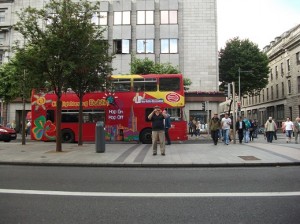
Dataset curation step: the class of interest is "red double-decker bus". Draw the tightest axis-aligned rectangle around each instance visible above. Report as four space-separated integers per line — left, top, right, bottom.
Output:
30 74 188 143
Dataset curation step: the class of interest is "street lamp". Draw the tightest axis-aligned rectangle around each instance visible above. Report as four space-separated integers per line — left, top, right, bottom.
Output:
238 67 252 115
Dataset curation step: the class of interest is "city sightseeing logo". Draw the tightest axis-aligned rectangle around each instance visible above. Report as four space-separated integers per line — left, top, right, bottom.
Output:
166 93 180 102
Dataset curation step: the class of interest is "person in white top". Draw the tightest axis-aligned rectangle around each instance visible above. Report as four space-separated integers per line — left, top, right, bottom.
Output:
282 117 294 143
221 113 231 145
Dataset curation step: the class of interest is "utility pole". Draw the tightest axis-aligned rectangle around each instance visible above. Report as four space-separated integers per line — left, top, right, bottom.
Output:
232 82 236 144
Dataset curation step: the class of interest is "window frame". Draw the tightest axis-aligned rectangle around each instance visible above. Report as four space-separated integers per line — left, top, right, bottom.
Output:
136 39 154 54
160 38 178 54
160 10 178 24
114 11 131 25
137 10 154 25
113 39 130 54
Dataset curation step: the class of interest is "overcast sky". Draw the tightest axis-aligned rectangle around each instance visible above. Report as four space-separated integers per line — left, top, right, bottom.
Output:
217 0 300 50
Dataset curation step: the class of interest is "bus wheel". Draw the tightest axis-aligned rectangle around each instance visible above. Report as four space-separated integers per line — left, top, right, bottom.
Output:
61 129 75 143
140 129 152 144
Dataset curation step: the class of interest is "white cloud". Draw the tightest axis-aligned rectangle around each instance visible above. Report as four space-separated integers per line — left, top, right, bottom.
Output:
217 0 300 50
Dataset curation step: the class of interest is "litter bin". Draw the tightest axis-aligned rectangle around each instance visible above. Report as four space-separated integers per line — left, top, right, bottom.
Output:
95 121 105 153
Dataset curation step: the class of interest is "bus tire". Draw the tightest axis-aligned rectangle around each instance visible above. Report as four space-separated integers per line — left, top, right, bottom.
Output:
61 129 75 143
140 128 152 144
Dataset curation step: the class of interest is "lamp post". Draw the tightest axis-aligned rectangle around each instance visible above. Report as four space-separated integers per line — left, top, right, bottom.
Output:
238 67 252 116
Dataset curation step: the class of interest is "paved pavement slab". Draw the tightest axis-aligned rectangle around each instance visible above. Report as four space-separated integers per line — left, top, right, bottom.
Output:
0 133 299 167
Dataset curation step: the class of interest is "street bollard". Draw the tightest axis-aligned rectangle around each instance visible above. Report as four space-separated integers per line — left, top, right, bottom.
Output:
95 121 105 153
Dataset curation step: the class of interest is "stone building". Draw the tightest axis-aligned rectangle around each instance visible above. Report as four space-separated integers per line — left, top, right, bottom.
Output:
0 0 221 128
241 24 300 128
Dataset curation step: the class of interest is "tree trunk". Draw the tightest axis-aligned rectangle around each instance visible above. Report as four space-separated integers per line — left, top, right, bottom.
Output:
78 93 83 146
56 96 62 152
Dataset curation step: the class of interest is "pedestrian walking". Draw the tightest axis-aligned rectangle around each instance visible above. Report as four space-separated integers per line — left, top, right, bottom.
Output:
264 117 276 143
209 113 221 145
195 120 201 138
293 117 300 144
282 117 294 143
148 105 167 156
190 118 197 138
26 120 31 137
163 109 171 145
243 117 251 143
273 119 278 140
221 113 231 145
236 116 246 144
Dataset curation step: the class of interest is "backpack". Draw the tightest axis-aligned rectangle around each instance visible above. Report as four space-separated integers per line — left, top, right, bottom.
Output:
244 119 251 129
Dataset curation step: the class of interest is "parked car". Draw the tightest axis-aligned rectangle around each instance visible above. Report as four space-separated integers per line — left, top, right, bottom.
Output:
0 125 17 142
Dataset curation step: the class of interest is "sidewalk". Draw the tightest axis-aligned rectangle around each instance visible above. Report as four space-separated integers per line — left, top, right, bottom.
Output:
0 133 299 167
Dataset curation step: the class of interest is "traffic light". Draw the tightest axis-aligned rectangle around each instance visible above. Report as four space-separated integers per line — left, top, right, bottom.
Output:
202 102 206 111
237 102 241 111
224 83 231 98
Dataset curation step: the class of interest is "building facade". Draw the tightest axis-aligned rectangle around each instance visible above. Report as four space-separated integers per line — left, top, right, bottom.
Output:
241 24 300 128
0 0 220 129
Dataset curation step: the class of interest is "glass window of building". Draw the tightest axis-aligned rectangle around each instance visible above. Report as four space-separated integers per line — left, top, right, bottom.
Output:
137 11 154 24
0 32 4 45
280 62 284 76
114 11 131 25
114 40 130 54
296 52 300 64
297 77 300 93
276 84 279 98
92 12 108 25
137 39 154 53
0 11 5 23
281 82 284 96
287 59 290 72
161 39 178 53
160 11 177 24
288 80 292 94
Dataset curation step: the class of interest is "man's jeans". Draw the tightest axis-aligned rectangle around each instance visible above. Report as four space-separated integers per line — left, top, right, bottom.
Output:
222 129 230 144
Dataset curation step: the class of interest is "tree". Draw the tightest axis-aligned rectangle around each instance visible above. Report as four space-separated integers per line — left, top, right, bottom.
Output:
130 57 192 89
219 37 269 113
66 28 113 146
14 0 112 151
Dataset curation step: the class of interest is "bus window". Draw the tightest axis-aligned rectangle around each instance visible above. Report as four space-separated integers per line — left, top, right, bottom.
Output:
133 78 157 92
159 77 180 91
46 110 55 122
113 79 131 92
62 111 79 123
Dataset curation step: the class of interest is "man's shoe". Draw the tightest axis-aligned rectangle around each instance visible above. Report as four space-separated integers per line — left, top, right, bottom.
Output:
161 153 165 156
153 152 157 156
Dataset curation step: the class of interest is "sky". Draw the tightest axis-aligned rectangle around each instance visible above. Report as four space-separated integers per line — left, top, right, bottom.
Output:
217 0 300 50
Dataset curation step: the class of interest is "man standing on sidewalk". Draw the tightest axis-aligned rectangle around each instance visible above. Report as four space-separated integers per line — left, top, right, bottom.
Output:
148 105 167 156
282 117 294 143
221 113 231 145
293 117 300 144
265 117 276 143
209 113 221 145
236 116 246 144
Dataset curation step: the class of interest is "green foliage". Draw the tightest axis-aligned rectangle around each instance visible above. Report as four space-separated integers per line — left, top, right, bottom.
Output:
219 37 269 96
0 62 21 102
130 57 180 74
13 0 114 149
183 78 192 90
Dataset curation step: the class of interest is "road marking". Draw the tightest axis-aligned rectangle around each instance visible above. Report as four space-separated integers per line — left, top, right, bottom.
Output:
0 189 300 197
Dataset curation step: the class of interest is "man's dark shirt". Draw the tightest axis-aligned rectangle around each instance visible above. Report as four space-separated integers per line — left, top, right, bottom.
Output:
149 113 165 131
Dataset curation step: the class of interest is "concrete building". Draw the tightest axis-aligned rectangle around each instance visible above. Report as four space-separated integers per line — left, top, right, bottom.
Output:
241 24 300 128
0 0 220 129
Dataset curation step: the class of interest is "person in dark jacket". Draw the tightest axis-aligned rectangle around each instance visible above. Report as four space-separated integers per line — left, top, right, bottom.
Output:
236 116 246 144
163 109 171 145
209 113 221 145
